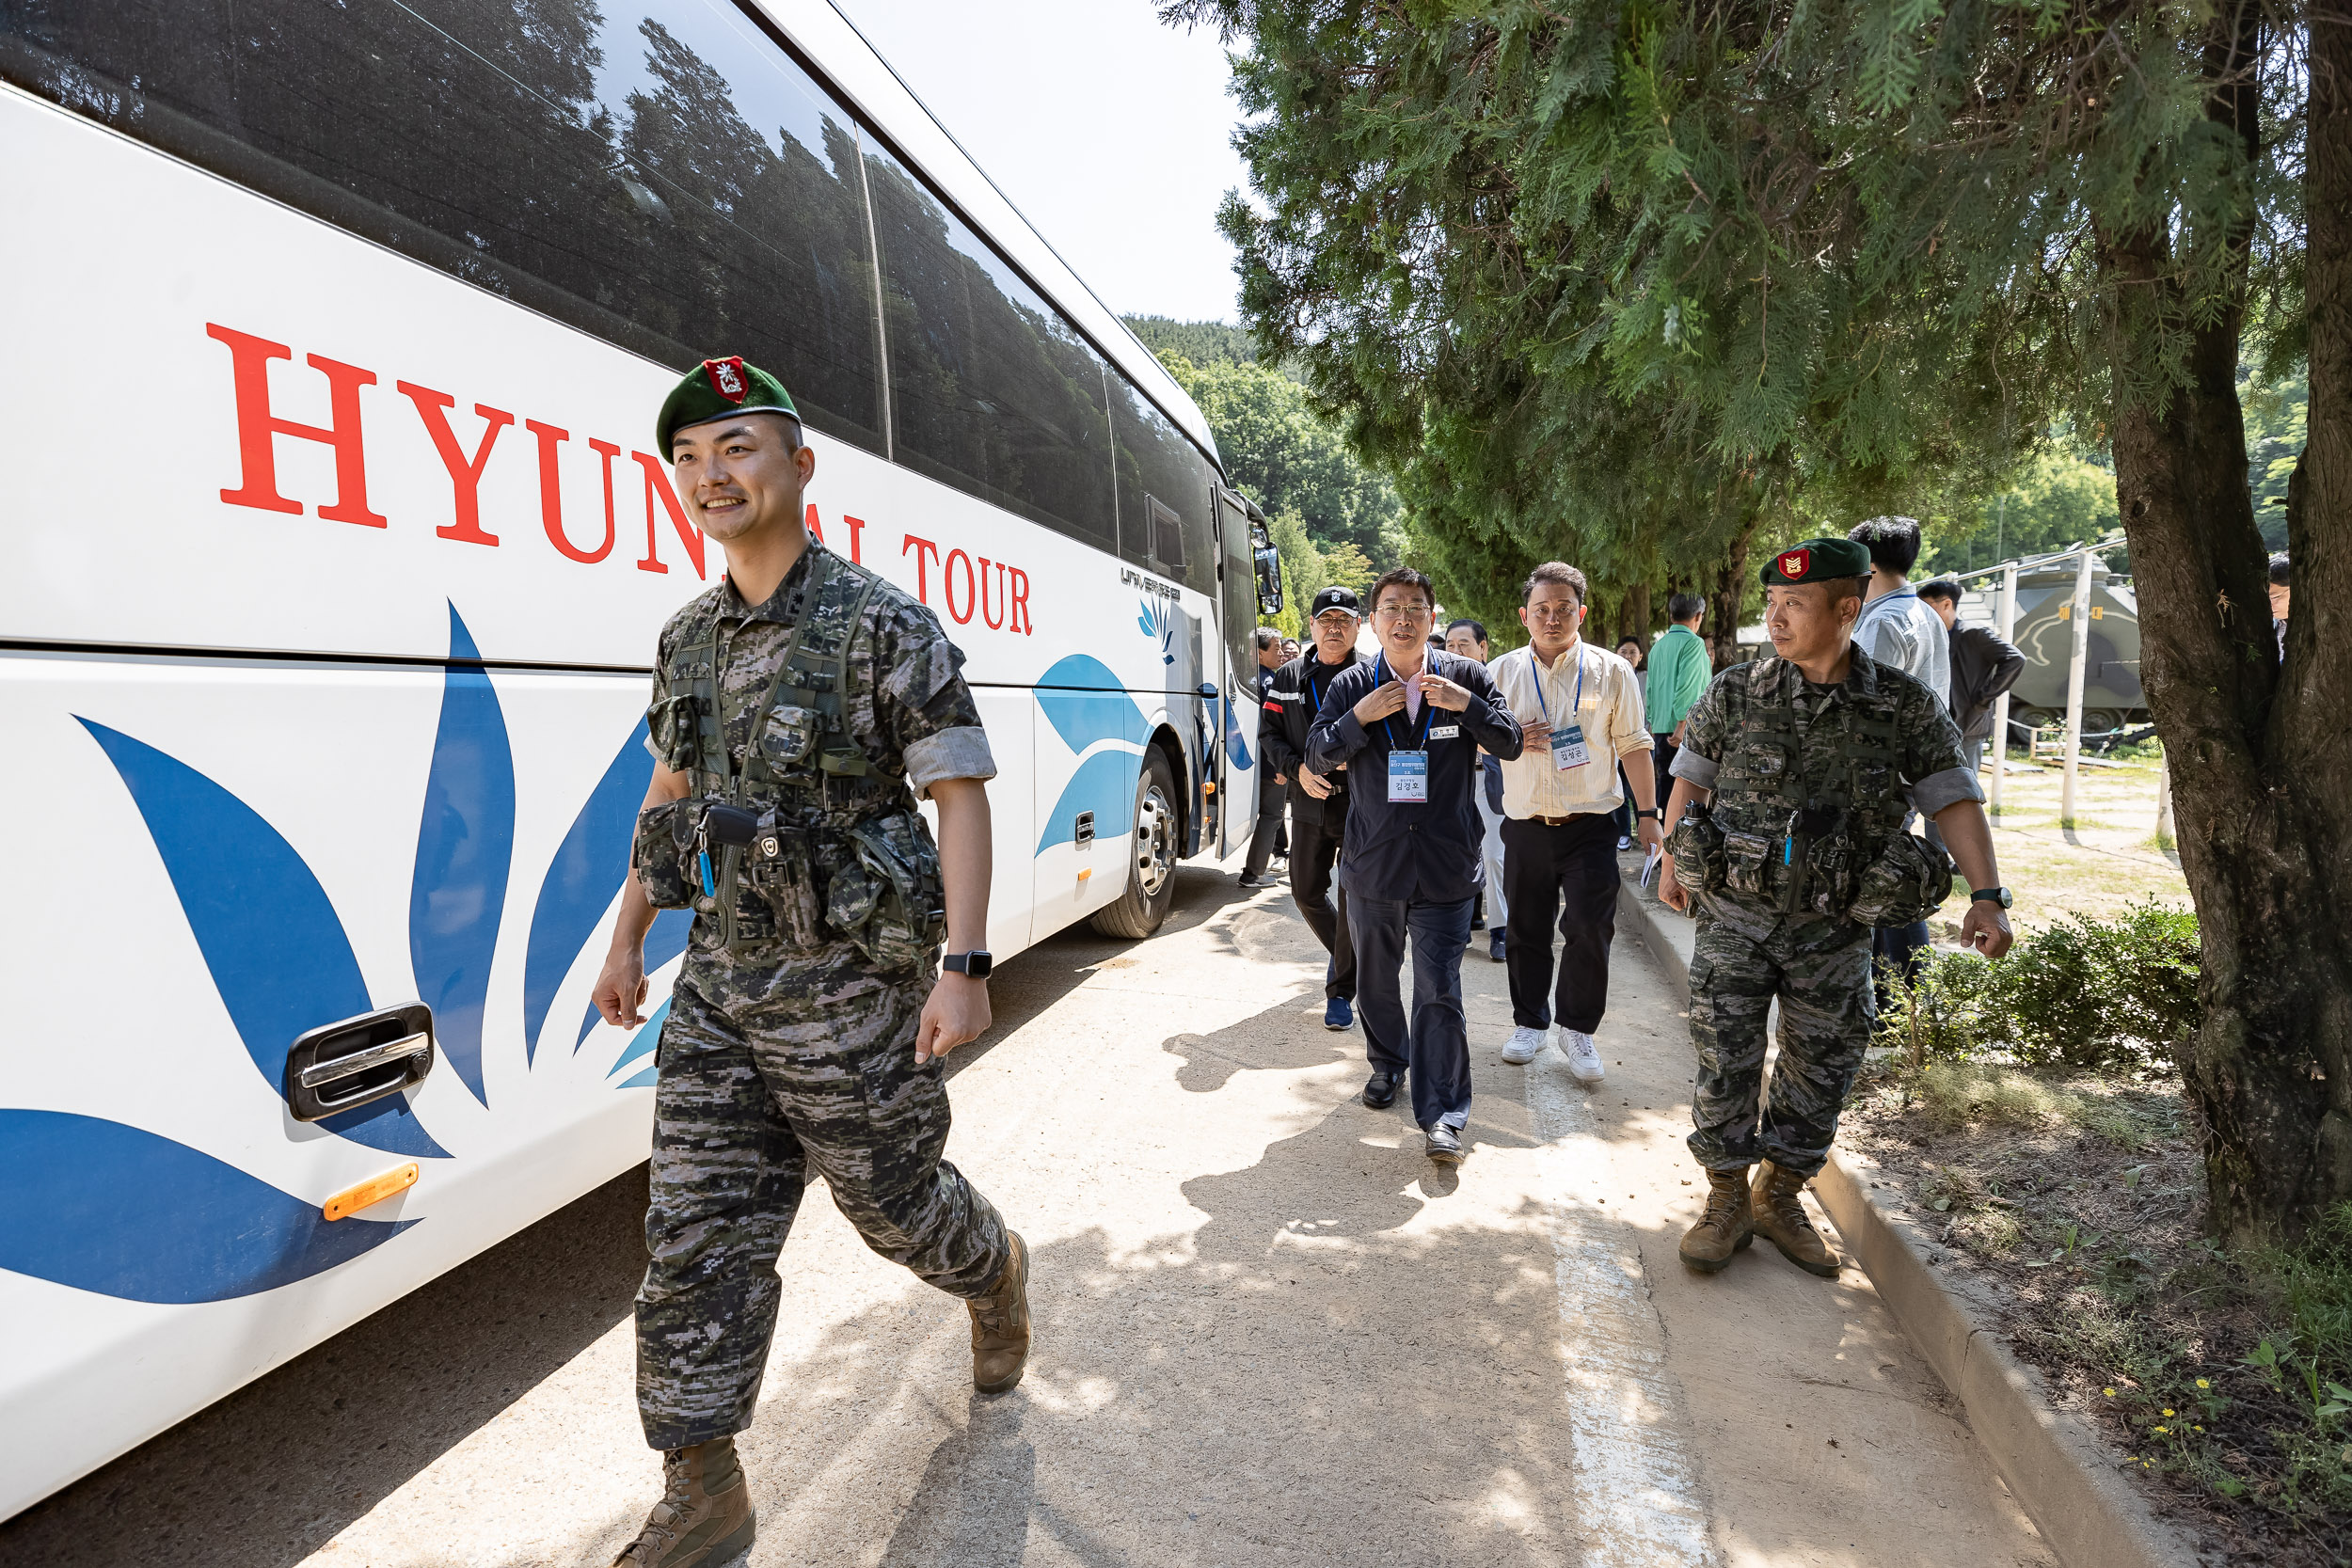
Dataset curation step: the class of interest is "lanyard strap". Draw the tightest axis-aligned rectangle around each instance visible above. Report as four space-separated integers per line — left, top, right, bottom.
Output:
1531 645 1585 726
1375 652 1436 752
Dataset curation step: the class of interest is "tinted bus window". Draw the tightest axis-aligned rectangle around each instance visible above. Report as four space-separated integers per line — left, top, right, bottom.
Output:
862 144 1119 554
0 0 890 453
1109 376 1215 594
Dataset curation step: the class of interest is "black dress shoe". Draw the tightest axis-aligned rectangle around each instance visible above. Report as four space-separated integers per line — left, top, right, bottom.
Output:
1424 1124 1464 1164
1361 1070 1400 1109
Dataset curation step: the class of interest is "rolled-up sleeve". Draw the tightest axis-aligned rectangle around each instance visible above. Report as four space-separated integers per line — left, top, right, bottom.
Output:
1611 660 1653 756
905 728 997 799
1669 748 1720 789
1909 765 1984 817
869 596 994 797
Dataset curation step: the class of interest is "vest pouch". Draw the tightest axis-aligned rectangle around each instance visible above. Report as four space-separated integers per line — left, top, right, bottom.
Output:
755 704 822 772
1804 835 1867 918
646 695 701 773
1720 831 1775 898
827 813 946 974
755 845 826 948
1666 810 1724 894
632 798 698 911
1845 831 1957 927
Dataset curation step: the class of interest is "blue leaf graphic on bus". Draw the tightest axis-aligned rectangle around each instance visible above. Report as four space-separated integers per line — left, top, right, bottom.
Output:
526 720 652 1065
0 1111 414 1304
409 605 514 1106
80 720 449 1160
606 996 673 1083
1223 692 1254 771
1038 751 1144 853
1136 598 1176 666
1035 657 1150 753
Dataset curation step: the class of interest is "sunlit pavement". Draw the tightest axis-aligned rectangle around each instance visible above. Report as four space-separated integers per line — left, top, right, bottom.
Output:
4 858 2054 1567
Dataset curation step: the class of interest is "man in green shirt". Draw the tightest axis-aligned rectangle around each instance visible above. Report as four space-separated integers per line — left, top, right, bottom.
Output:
1645 594 1711 809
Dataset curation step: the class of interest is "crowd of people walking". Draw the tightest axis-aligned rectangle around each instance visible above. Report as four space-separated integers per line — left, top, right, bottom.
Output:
1248 520 2023 1278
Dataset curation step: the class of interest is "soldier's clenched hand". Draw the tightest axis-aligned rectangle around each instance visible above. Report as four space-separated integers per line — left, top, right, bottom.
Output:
917 973 991 1065
1658 855 1692 913
593 949 650 1030
1958 898 2013 960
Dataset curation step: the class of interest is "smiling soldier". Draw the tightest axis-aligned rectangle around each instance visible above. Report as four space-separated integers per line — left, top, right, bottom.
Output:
1658 538 2014 1280
592 358 1026 1567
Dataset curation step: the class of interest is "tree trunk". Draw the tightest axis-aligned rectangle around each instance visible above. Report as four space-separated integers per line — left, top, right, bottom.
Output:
1708 520 1756 668
2100 4 2352 1243
1622 581 1653 654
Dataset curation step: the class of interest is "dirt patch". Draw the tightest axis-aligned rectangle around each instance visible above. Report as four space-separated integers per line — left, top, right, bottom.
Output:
1841 1056 2352 1567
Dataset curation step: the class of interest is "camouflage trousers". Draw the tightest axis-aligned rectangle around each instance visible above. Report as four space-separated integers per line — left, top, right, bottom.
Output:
1685 909 1875 1179
635 953 1010 1451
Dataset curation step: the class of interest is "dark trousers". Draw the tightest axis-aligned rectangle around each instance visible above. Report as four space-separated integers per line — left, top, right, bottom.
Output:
1652 736 1680 808
1245 780 1287 878
1351 894 1476 1130
1501 813 1621 1033
1288 813 1356 1001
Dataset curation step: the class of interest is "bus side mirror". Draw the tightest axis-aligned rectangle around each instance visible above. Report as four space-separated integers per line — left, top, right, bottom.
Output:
1254 542 1283 617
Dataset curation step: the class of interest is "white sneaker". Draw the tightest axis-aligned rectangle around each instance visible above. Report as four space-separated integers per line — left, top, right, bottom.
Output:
1563 1029 1606 1084
1501 1026 1546 1065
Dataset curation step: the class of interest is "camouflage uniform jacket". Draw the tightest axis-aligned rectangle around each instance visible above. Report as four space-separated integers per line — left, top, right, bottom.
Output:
1668 644 1979 944
642 543 994 1001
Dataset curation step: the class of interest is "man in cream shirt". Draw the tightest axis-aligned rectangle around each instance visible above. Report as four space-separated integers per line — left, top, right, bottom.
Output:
1487 562 1664 1081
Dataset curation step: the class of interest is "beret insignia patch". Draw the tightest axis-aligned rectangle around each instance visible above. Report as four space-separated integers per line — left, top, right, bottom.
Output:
1778 548 1811 579
703 356 750 404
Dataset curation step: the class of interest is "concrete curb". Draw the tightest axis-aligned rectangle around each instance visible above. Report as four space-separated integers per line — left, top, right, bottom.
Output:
1615 876 2204 1568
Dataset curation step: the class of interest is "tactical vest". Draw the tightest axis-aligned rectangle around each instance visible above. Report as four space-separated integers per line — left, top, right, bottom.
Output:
1673 655 1951 924
632 547 946 964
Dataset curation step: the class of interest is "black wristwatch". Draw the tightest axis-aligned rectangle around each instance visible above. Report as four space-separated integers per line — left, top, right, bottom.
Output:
942 950 993 980
1636 809 1662 821
1969 887 2013 910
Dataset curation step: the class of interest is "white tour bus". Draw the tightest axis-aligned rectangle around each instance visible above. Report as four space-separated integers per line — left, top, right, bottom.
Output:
0 0 1280 1518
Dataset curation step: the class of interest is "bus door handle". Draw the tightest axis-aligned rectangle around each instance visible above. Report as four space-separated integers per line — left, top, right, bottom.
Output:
283 1003 436 1121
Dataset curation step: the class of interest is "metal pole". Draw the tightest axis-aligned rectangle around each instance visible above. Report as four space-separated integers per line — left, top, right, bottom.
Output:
2061 549 2096 828
1987 561 2020 813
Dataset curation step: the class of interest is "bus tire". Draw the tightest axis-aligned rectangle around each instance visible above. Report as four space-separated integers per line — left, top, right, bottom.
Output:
1090 750 1180 940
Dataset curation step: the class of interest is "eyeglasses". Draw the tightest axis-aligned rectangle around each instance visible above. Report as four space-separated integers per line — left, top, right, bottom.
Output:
1373 603 1432 621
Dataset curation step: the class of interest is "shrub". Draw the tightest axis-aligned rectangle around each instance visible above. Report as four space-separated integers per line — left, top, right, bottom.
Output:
1873 901 2201 1070
1995 902 2200 1068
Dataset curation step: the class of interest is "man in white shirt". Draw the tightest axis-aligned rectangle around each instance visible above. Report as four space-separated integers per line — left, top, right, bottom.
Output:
1847 515 1947 998
1486 562 1664 1082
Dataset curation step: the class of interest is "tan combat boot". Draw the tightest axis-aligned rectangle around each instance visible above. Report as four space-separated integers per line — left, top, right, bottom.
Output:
969 1230 1032 1393
1677 1167 1755 1273
612 1436 755 1567
1750 1161 1841 1277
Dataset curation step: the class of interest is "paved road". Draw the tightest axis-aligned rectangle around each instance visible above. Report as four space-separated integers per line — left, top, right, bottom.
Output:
5 859 2053 1567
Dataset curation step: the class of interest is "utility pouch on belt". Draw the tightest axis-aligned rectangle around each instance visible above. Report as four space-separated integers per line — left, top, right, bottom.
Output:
1666 808 1724 894
754 705 821 770
1845 831 1957 927
1720 832 1774 897
825 812 947 973
631 798 699 910
646 694 701 773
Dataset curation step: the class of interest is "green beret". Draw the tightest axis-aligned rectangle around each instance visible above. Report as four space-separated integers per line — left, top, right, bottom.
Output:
1761 537 1872 585
656 356 801 452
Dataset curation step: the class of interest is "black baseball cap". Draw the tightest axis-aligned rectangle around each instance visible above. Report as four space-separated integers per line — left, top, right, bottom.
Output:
1310 585 1361 619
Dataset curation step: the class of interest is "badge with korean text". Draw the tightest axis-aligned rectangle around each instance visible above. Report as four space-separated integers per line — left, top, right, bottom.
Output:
1550 723 1591 770
1389 750 1429 802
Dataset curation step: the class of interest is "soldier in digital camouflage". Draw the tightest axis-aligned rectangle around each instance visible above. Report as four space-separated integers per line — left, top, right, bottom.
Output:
591 357 1025 1568
1657 536 2016 1280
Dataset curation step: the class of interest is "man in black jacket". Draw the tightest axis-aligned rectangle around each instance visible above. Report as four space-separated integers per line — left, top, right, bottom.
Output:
1919 579 2025 776
1307 569 1525 1164
1263 587 1367 1029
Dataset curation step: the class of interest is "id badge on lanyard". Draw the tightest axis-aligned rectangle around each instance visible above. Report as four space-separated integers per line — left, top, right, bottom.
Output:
1389 750 1429 802
1536 651 1592 769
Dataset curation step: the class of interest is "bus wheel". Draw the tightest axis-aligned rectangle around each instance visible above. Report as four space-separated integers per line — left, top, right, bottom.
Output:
1090 750 1179 939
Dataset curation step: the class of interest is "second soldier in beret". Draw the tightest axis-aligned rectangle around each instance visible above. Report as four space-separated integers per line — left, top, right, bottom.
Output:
593 357 1026 1567
1656 537 2015 1280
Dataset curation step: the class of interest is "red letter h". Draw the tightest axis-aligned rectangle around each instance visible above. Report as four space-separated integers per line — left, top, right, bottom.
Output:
207 323 386 527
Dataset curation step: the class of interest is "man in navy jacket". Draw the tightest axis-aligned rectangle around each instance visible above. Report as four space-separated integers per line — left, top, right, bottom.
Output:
1307 568 1524 1164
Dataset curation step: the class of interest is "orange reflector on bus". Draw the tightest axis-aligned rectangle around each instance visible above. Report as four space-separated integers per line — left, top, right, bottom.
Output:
324 1162 419 1222
1203 782 1216 794
1076 867 1093 881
